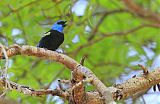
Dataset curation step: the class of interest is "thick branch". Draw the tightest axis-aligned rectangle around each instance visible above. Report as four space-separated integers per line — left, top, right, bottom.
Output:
0 45 115 104
2 45 160 103
112 68 160 100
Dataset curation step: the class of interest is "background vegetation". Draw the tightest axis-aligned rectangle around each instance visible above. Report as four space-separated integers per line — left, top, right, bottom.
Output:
0 0 160 103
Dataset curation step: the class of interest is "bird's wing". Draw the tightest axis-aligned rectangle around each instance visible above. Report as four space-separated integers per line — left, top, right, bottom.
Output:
37 30 50 47
43 31 51 36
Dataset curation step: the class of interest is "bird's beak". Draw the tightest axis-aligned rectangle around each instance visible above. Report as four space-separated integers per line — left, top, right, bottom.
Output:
63 21 67 27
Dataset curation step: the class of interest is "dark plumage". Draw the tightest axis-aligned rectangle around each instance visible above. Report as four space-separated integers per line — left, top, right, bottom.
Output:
37 30 64 51
37 20 67 51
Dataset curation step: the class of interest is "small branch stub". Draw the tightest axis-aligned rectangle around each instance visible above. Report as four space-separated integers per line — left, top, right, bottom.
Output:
80 55 87 66
138 64 149 74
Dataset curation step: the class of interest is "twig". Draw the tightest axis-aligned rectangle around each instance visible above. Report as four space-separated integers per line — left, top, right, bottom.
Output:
0 44 9 78
3 0 42 18
0 78 69 99
88 13 108 41
0 44 9 98
138 64 148 74
68 23 159 56
0 90 7 98
80 55 87 66
58 79 71 84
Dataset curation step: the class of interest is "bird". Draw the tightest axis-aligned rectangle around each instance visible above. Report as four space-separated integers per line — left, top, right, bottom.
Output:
1 20 67 59
37 20 67 51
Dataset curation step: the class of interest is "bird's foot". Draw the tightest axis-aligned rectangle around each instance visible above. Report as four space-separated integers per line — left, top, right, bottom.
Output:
55 49 64 53
55 50 63 54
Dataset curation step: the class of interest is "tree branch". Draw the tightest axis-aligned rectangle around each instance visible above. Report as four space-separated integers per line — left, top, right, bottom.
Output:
0 44 115 104
122 0 160 23
0 78 69 99
112 68 160 100
1 44 160 103
69 23 159 56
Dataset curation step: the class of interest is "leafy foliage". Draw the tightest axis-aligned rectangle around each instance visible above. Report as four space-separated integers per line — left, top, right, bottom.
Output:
0 0 160 103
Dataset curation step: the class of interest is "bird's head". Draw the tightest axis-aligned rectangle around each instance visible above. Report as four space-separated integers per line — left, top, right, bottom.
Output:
51 20 67 33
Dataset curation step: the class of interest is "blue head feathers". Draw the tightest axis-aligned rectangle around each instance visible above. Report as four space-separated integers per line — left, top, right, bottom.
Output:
51 20 67 33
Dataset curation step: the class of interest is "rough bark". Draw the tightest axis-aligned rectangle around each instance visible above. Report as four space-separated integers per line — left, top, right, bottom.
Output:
1 45 160 103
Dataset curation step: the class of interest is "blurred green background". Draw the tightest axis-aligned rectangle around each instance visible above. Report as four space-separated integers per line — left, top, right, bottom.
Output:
0 0 160 104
